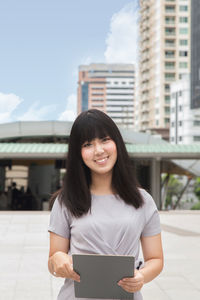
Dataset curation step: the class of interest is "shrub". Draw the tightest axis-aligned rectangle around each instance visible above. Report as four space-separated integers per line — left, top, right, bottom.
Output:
191 202 200 210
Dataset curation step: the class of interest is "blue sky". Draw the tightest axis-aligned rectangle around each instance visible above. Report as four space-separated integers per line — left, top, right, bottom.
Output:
0 0 138 123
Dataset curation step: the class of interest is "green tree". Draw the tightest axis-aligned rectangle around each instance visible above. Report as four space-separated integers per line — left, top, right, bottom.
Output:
191 177 200 210
194 177 200 201
162 174 183 209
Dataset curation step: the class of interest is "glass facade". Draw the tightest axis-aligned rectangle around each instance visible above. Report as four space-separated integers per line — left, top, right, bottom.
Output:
81 83 89 111
191 0 200 109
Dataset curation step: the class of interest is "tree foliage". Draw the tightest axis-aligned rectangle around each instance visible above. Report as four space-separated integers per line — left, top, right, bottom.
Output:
162 174 183 209
194 177 200 201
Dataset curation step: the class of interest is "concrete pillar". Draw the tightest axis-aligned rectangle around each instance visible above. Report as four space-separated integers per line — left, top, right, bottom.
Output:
150 159 161 209
0 166 5 191
28 164 60 210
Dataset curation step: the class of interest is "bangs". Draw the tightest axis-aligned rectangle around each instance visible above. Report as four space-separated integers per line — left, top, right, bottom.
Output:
79 117 109 145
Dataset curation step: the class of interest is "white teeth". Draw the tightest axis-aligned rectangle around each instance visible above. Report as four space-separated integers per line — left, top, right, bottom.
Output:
96 157 108 163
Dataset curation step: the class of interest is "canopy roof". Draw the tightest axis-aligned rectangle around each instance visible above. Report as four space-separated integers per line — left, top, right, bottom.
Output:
0 143 200 160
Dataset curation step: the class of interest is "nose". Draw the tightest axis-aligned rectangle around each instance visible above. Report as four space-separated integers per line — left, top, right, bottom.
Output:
94 142 104 155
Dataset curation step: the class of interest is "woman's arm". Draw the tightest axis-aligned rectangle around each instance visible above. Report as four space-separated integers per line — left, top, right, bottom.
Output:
48 232 80 281
139 233 164 283
118 233 163 293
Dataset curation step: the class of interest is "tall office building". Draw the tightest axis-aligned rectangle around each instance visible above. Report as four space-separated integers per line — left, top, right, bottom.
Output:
78 63 135 128
170 75 200 144
137 0 190 140
191 0 200 109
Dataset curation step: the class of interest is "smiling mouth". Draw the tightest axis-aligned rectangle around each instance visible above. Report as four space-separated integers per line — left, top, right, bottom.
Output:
94 156 109 164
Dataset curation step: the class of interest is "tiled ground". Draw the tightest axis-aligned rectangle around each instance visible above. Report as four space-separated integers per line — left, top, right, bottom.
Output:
0 210 200 300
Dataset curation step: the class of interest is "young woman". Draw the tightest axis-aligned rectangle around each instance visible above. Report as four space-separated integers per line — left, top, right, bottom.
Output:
48 109 164 300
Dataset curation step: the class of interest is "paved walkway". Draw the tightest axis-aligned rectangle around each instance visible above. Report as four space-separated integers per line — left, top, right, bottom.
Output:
0 210 200 300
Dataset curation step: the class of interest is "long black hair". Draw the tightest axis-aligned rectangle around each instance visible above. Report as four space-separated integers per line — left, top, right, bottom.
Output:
56 109 144 216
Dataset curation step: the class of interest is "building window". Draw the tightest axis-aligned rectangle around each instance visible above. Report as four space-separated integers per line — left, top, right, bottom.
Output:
165 95 170 103
179 39 188 46
156 120 159 126
165 50 175 58
92 93 104 96
165 27 176 36
165 118 170 124
165 73 175 80
171 137 174 142
179 121 182 126
179 62 188 68
165 5 175 13
179 105 182 111
165 107 170 114
165 61 175 69
156 109 159 115
179 5 188 11
179 91 182 96
171 121 174 127
179 51 188 57
193 136 200 142
165 39 175 47
179 28 188 34
179 16 188 23
165 16 175 24
165 84 170 92
171 107 175 113
179 136 182 141
193 120 200 126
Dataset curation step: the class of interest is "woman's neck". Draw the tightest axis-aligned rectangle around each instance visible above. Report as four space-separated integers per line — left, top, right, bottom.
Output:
90 172 114 195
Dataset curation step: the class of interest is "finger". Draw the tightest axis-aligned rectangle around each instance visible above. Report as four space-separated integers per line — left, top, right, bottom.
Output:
66 265 80 281
118 284 134 293
121 278 142 284
120 282 141 289
119 283 142 293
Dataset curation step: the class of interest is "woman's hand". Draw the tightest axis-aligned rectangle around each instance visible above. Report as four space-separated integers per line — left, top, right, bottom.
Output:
117 269 144 293
50 251 80 282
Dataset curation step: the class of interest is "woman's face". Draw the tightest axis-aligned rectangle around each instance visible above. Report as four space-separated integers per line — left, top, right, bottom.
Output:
81 136 117 176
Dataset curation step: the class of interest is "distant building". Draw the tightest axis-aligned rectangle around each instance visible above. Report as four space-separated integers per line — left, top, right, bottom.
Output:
137 0 190 140
191 0 200 109
170 75 200 144
77 63 135 128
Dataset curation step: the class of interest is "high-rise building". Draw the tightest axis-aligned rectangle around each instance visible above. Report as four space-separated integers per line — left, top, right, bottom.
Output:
191 0 200 109
170 75 200 144
78 63 135 128
137 0 190 140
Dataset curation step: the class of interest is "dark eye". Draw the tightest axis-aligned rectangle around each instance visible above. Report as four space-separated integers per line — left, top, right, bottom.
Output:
102 136 110 142
82 142 92 148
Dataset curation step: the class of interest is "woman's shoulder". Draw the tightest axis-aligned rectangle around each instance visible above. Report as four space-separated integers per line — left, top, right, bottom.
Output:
138 188 157 208
138 188 151 199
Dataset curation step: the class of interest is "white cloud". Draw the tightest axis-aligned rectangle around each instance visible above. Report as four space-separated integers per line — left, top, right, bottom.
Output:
104 2 139 64
58 93 77 121
0 92 23 123
18 102 57 121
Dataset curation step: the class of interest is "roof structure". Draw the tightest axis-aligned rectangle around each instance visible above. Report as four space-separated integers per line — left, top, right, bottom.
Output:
0 121 164 144
0 142 200 160
0 121 73 141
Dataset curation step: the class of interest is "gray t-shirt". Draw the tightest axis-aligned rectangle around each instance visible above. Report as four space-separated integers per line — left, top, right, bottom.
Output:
48 188 161 300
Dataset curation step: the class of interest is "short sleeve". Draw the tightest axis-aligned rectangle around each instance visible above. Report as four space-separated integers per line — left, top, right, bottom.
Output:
48 197 71 239
140 189 161 237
